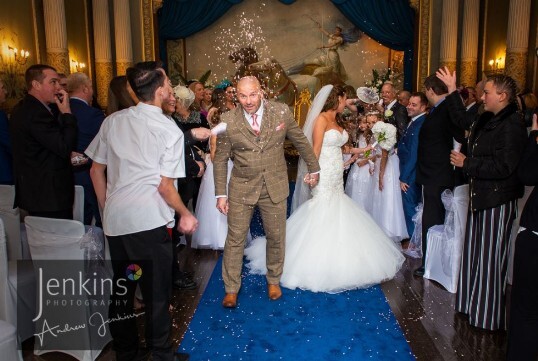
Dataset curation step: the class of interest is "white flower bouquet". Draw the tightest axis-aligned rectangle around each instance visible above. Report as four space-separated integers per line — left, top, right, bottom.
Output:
370 122 397 151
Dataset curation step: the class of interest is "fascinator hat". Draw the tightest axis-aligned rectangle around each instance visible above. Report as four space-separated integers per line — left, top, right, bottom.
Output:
173 85 195 108
356 86 380 104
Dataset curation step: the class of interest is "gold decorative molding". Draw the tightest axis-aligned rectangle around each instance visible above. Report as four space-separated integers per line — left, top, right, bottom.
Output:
116 61 133 76
460 60 477 87
409 0 419 11
95 61 113 109
142 0 155 61
505 50 527 91
47 51 70 74
417 0 431 88
152 0 163 13
439 61 457 72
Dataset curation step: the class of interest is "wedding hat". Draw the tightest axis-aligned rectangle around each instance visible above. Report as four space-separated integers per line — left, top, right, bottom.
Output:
356 87 380 104
173 85 195 107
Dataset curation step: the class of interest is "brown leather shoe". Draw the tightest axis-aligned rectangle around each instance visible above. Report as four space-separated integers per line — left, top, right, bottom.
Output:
267 284 282 300
222 293 237 308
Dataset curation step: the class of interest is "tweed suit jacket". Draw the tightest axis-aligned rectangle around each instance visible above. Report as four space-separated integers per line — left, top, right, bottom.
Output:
214 100 320 205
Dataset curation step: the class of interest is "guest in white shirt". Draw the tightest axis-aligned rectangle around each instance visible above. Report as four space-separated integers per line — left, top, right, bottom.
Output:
86 61 197 361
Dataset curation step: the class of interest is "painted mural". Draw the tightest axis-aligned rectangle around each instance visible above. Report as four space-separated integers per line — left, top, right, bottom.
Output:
181 0 402 95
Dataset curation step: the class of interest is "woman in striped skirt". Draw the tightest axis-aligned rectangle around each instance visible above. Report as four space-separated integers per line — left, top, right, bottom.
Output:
438 69 528 330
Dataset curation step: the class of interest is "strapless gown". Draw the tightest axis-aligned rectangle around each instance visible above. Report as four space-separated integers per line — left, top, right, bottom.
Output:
245 129 404 293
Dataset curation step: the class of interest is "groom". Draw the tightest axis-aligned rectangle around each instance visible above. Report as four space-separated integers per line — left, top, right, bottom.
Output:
214 76 320 308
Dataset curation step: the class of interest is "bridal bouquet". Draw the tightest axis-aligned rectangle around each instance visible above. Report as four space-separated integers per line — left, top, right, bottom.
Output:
364 122 397 158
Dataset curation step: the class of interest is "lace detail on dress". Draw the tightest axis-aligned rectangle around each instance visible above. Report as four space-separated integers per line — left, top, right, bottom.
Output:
312 129 348 199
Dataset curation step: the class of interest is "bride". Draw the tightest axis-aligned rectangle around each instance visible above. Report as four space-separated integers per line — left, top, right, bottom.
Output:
245 84 404 293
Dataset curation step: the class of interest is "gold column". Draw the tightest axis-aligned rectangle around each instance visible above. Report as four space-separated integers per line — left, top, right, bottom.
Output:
142 0 155 61
114 0 133 75
460 0 480 87
439 0 459 72
93 0 113 108
416 0 431 89
505 0 531 91
43 0 69 74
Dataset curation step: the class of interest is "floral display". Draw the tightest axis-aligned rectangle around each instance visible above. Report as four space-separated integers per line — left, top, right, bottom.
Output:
364 68 394 95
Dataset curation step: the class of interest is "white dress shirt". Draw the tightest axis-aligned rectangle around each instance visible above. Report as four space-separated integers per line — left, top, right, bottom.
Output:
85 102 185 236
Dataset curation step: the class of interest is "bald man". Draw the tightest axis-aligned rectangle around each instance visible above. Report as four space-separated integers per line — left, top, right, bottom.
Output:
213 76 320 308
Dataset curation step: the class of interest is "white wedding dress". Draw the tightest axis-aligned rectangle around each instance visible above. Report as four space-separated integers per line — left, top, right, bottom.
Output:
245 129 404 293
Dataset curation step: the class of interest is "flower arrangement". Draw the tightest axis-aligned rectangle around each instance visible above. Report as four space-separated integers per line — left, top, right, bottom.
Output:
364 68 394 95
371 121 397 151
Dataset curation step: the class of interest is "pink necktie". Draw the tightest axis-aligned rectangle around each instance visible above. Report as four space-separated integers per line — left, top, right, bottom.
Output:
251 114 260 135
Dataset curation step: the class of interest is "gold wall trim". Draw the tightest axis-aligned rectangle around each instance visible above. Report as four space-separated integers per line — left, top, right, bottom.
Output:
505 50 527 92
95 61 113 109
47 51 69 74
116 61 133 76
439 60 457 72
460 60 478 87
31 0 41 63
142 0 155 61
417 0 431 88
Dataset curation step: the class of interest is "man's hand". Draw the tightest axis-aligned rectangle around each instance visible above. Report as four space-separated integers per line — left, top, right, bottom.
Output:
400 181 409 192
178 213 198 235
436 66 458 94
304 173 319 188
532 113 538 142
216 197 229 215
55 89 71 114
450 150 466 168
191 127 211 141
195 160 205 177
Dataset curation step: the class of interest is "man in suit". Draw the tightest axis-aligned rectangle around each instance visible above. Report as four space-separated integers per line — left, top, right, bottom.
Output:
214 76 320 308
379 82 408 142
398 92 427 238
414 75 465 276
464 86 479 117
67 72 105 226
9 64 77 219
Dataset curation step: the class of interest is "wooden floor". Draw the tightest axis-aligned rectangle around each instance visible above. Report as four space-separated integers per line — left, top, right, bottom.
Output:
23 246 508 361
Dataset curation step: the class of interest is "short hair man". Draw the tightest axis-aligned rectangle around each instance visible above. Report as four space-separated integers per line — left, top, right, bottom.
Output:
67 72 105 227
379 82 409 142
9 64 77 218
414 74 465 276
214 76 320 308
398 92 428 238
86 62 197 360
397 90 411 107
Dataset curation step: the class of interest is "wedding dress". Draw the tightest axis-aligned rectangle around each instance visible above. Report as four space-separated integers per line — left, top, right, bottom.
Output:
245 127 404 293
345 133 375 214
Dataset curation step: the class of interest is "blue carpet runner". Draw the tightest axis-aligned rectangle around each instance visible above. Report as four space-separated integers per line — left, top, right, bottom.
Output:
178 258 415 361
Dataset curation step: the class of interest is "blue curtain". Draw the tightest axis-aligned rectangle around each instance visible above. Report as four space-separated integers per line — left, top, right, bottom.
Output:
158 0 415 89
157 0 242 68
331 0 415 90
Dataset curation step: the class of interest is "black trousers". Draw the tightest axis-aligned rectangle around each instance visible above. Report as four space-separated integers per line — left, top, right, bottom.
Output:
107 226 173 361
421 184 451 266
507 228 538 360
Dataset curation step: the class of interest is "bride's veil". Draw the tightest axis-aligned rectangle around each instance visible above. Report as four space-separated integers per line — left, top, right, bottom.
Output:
290 84 334 213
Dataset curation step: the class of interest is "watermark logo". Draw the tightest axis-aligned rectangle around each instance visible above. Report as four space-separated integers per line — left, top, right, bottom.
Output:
126 264 142 281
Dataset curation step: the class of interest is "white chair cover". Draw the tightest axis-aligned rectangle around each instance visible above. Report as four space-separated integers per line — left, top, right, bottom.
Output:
24 216 111 361
73 185 84 223
0 185 26 261
424 185 469 293
403 203 423 258
0 217 36 344
0 320 23 361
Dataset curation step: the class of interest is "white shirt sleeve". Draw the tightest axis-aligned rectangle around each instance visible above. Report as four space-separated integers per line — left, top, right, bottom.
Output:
85 125 108 164
160 131 185 179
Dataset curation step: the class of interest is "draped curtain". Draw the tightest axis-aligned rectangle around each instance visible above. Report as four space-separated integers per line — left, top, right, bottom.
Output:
330 0 415 89
158 0 414 89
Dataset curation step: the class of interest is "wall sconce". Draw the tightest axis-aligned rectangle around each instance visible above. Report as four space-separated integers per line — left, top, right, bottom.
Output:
71 59 86 72
8 46 29 65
